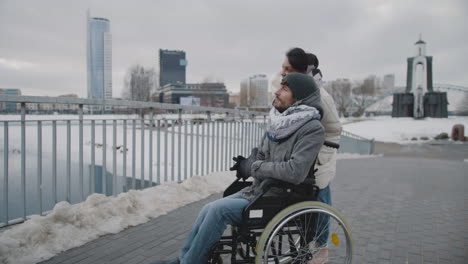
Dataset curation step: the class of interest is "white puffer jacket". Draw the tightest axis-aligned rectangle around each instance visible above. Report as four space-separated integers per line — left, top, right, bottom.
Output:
313 73 342 189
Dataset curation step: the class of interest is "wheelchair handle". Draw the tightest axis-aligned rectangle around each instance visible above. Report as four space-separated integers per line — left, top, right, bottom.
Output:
324 140 340 149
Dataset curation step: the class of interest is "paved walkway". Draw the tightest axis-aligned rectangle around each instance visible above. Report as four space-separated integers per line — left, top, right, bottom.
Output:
40 148 468 263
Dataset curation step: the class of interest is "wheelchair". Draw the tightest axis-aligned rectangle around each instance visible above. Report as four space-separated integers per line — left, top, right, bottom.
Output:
207 141 353 264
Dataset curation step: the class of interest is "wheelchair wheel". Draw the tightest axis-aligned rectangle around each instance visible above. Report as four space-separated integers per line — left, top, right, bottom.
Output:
255 201 353 264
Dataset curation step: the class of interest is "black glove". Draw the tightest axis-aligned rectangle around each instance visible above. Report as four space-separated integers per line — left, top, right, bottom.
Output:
230 148 258 180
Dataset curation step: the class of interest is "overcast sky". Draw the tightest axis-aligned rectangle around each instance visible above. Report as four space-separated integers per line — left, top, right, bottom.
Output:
0 0 467 98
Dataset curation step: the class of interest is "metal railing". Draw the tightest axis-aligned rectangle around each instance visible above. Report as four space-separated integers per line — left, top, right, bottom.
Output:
0 95 267 227
339 130 374 155
0 95 374 228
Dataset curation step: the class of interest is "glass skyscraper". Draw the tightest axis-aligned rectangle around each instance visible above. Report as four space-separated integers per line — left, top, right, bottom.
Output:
87 11 112 100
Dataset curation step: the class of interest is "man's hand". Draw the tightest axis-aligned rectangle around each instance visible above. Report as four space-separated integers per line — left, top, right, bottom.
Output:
229 148 258 180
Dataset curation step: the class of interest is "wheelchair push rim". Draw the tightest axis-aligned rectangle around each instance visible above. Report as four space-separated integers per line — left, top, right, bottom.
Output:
255 201 353 264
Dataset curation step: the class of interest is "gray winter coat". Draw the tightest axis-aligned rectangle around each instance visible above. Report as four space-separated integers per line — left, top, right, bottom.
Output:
240 92 325 201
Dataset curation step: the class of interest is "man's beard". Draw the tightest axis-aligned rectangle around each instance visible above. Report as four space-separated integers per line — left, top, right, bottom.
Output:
272 99 287 113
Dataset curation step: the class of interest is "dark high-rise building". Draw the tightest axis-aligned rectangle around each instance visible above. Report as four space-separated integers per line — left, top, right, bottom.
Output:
159 49 187 87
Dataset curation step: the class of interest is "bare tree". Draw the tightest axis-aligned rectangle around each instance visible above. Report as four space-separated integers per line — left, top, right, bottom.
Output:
351 94 373 117
324 79 352 117
122 65 157 102
350 79 379 117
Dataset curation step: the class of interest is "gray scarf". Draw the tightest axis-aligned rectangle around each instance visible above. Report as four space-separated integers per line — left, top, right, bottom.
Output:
267 104 321 142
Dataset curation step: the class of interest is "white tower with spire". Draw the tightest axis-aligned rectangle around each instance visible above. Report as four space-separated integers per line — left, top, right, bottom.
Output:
408 35 431 118
393 36 447 118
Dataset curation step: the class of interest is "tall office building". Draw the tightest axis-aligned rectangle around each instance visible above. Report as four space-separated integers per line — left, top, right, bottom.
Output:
248 74 269 108
87 11 112 100
240 74 269 109
159 49 186 87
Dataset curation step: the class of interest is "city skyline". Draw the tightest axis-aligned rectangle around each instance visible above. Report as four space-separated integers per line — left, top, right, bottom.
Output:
0 0 467 98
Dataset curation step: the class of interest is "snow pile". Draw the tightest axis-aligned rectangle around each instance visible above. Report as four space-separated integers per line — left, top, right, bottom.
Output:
342 116 468 143
0 172 235 264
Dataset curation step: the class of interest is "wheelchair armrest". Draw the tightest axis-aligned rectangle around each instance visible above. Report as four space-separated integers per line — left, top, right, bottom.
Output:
223 177 253 197
256 178 296 192
324 140 340 149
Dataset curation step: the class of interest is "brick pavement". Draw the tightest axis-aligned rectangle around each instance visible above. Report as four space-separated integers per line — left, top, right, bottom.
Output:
39 156 468 264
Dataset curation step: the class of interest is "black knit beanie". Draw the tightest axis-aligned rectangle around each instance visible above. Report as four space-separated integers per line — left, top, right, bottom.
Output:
282 72 318 100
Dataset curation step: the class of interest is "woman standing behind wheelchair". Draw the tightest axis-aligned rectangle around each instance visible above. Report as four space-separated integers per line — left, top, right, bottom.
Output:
279 47 342 263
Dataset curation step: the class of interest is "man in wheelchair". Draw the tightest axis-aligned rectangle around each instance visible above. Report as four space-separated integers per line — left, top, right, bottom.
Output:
154 72 332 264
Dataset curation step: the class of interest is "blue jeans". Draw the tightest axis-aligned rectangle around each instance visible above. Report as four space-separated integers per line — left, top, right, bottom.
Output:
179 192 249 264
316 185 332 246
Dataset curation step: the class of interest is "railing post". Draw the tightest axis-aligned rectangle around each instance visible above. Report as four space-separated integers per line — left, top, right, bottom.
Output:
4 122 9 224
178 109 182 183
113 119 117 196
229 118 234 171
91 120 95 194
102 120 107 195
37 121 43 215
20 102 26 220
250 114 255 150
79 104 84 201
123 119 127 189
140 110 145 188
170 119 175 181
66 120 71 202
132 119 136 189
149 108 154 187
240 115 245 156
53 120 57 202
184 120 188 181
206 111 210 174
211 117 215 173
201 119 205 176
189 119 193 178
157 119 161 184
216 117 222 171
195 120 199 176
164 119 168 182
225 112 229 170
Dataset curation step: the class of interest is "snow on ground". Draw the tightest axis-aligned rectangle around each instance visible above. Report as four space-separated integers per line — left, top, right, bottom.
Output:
342 116 468 143
0 172 234 264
